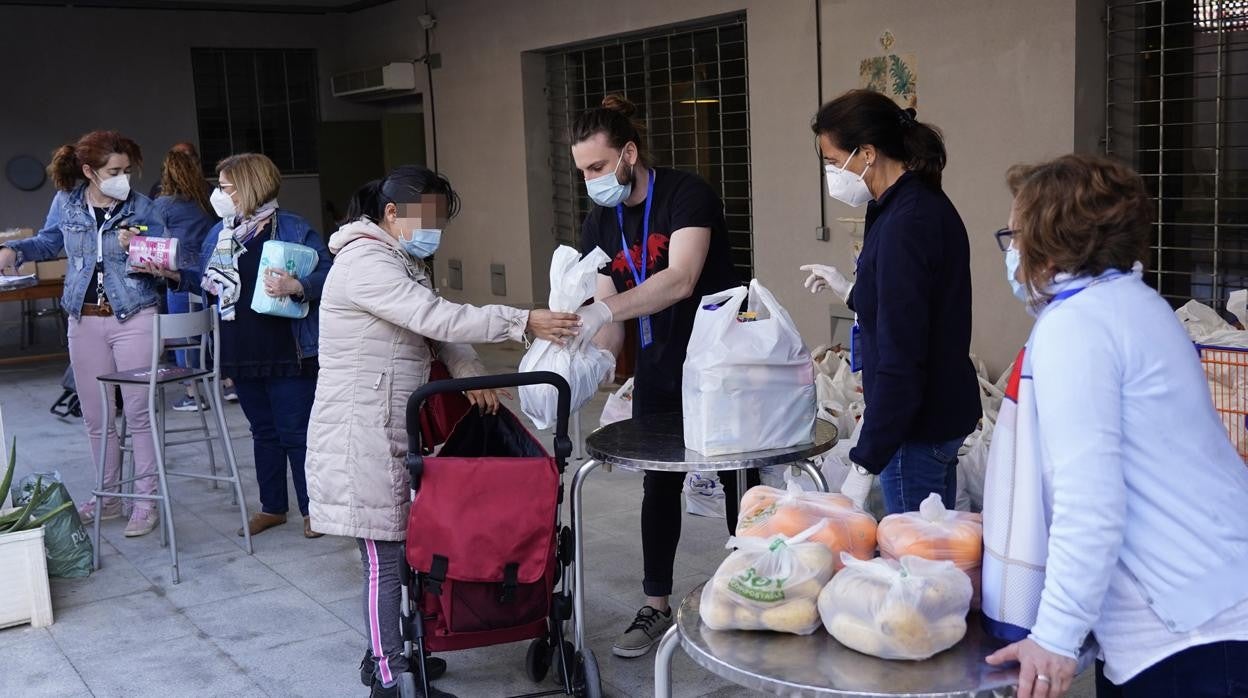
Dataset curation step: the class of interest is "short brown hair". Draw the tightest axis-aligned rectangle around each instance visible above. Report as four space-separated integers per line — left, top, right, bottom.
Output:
1006 154 1151 295
216 153 281 217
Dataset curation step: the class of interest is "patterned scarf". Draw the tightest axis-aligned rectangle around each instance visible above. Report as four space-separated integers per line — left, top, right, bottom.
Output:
202 200 279 321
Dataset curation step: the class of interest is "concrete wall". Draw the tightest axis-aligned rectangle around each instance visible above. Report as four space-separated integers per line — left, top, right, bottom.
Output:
0 5 337 229
372 0 1099 373
0 0 1103 373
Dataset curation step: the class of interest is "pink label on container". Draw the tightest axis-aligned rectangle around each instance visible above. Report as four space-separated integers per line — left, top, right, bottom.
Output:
127 236 179 270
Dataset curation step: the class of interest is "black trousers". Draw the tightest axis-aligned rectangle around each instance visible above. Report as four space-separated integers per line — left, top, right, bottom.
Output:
640 467 760 597
1095 641 1248 698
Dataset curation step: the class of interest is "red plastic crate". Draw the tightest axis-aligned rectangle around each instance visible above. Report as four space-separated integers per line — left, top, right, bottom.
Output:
1196 344 1248 462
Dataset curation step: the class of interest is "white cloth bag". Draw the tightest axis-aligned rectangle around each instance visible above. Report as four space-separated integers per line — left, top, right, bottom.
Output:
519 246 615 430
598 377 634 428
682 279 816 456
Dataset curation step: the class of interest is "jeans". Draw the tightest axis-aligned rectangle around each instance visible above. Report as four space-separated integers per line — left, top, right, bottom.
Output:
879 437 964 515
641 468 761 598
1095 642 1248 697
68 308 160 507
232 375 316 516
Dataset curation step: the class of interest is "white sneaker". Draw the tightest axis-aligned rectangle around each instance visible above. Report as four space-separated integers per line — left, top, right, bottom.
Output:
124 507 160 537
78 499 123 524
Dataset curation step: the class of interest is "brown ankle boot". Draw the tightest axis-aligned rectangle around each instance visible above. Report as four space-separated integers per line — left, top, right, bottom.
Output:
303 516 324 539
237 512 287 537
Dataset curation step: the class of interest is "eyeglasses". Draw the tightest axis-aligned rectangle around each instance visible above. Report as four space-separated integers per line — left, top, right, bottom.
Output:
994 228 1015 252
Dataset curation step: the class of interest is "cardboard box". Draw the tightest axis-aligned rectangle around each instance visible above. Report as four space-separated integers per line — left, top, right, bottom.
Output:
36 259 67 281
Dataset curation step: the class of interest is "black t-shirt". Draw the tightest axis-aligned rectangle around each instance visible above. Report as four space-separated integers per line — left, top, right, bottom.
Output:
578 167 738 417
81 205 112 307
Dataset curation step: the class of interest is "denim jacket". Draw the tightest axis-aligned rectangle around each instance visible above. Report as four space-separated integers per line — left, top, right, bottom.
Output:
4 185 167 322
178 208 331 359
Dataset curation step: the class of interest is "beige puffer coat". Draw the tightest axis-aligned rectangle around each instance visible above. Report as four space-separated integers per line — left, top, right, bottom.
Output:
306 220 529 540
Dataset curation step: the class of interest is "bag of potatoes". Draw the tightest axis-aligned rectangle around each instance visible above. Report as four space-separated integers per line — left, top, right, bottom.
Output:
819 553 972 660
736 480 877 570
877 492 983 607
700 521 837 635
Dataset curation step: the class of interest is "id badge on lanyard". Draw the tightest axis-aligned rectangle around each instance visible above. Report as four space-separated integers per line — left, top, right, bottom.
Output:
617 171 657 349
849 320 863 373
94 202 118 306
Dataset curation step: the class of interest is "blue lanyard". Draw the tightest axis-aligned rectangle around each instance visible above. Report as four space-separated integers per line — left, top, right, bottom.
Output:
616 170 656 288
1049 270 1126 303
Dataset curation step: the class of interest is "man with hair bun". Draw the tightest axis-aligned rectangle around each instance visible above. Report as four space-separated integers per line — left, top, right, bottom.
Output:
569 93 746 658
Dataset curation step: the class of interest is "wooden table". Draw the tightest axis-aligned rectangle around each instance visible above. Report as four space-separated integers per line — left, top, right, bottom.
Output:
0 279 67 364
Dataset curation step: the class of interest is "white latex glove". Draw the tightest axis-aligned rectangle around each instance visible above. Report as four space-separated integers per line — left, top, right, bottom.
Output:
800 264 853 302
568 300 612 353
840 464 874 509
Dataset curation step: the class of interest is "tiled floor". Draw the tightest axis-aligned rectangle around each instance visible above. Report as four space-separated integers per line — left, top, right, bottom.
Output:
0 343 1093 697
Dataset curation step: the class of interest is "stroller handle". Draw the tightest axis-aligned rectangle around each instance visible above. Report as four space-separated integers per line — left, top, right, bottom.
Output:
404 371 574 459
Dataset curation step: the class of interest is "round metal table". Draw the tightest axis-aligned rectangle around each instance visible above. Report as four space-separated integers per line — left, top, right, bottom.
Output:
569 415 838 653
654 582 1096 698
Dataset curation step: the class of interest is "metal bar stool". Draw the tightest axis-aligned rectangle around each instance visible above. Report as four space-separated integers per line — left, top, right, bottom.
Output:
90 307 252 584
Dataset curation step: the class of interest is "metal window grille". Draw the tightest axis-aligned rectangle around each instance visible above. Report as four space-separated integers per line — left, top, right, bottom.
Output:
1106 1 1248 313
191 48 320 175
545 15 753 281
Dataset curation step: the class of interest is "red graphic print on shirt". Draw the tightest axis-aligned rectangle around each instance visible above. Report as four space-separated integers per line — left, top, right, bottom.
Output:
610 233 671 289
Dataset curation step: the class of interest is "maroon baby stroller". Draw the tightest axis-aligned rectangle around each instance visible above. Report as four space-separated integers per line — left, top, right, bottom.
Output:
396 372 601 698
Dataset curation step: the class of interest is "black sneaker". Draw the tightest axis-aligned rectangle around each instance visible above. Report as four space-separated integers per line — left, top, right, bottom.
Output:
360 650 447 686
612 605 673 658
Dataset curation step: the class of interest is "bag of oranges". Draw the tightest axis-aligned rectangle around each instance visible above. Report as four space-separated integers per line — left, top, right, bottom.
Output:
736 481 876 569
877 493 983 607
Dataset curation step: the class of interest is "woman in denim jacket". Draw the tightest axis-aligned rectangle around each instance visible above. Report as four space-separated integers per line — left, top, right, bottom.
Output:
151 152 332 539
0 130 183 538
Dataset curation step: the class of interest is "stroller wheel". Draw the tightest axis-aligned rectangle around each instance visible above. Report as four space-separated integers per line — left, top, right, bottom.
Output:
572 648 602 698
525 638 552 683
396 672 419 698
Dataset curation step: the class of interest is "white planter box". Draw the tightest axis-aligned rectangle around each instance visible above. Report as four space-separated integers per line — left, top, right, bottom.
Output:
0 523 54 629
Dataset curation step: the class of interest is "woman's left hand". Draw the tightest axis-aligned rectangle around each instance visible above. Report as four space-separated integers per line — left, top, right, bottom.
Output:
131 261 179 281
118 226 143 251
986 638 1077 698
263 268 304 298
465 388 511 415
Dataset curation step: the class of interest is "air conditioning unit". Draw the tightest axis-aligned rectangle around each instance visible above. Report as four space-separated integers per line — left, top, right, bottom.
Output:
331 62 417 100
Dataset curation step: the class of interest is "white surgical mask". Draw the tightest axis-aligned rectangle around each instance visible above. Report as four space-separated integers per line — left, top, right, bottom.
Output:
585 149 633 208
400 228 441 259
211 187 236 219
1005 245 1031 304
824 148 873 208
95 171 131 201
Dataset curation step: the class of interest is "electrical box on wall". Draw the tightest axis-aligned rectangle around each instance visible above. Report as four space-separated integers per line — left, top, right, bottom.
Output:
447 259 463 290
490 264 507 296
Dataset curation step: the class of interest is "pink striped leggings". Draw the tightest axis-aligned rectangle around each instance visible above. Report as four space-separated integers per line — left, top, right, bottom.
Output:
358 538 408 687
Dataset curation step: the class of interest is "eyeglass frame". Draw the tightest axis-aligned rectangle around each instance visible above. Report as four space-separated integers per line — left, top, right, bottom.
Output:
994 227 1015 252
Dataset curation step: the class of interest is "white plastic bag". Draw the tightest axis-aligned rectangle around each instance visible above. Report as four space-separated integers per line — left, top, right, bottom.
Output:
700 521 836 635
819 553 973 660
683 472 725 518
519 246 615 430
598 377 634 428
250 240 319 319
683 280 816 456
955 422 991 513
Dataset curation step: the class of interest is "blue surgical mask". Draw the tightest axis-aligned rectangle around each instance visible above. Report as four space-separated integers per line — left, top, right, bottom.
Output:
585 149 633 207
401 228 441 259
1005 246 1029 303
